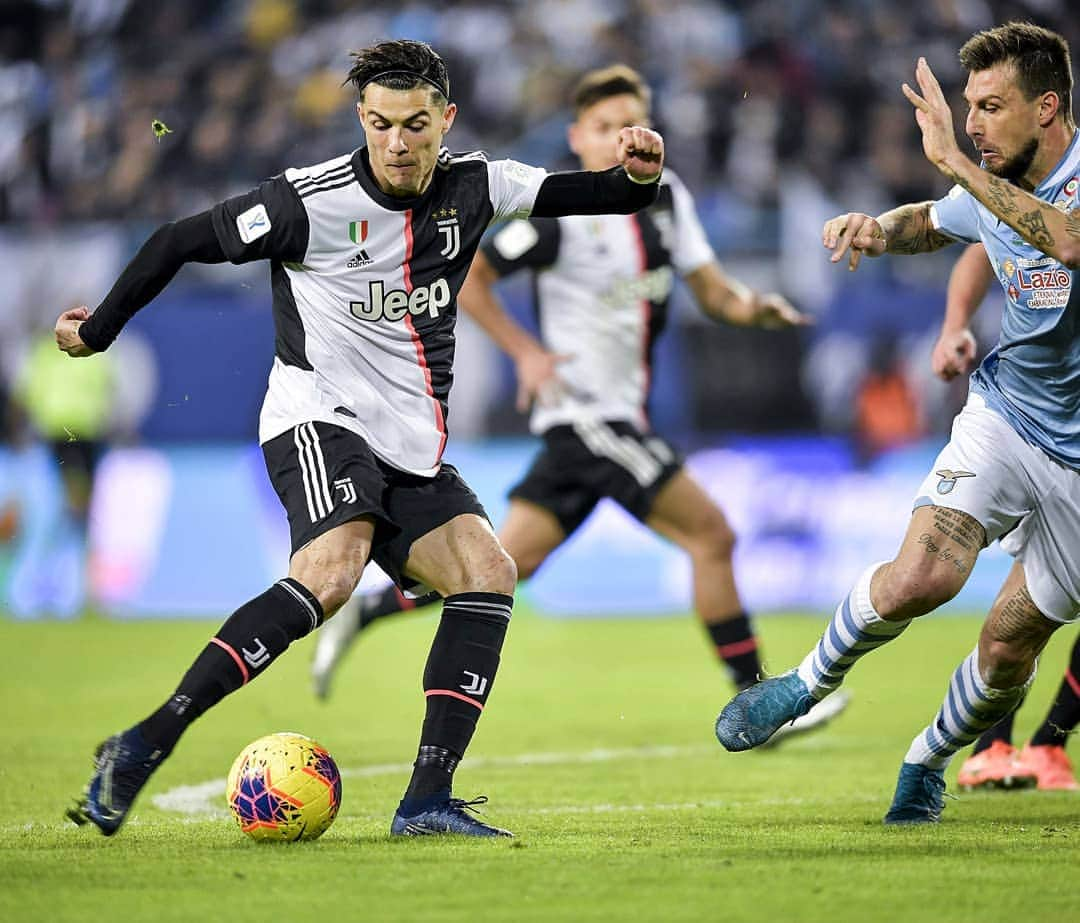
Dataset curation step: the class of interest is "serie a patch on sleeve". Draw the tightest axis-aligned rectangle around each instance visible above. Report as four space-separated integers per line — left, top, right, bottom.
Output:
237 204 272 244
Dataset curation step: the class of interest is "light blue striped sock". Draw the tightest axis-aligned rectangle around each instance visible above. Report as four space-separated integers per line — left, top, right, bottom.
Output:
796 562 909 699
904 648 1035 770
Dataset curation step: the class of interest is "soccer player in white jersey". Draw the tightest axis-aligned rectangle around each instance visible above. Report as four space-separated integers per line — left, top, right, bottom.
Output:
57 39 667 839
715 22 1080 823
311 64 848 738
933 244 1079 792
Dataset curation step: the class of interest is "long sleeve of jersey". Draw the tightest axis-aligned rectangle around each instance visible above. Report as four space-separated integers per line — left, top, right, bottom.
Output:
78 211 226 352
531 166 660 218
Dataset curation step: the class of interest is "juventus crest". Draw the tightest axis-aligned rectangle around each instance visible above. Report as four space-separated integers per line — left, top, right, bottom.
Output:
434 207 460 260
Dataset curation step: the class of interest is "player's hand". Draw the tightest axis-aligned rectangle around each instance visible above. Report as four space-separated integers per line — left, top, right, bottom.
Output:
902 57 961 174
823 212 887 271
515 346 572 412
931 327 977 380
55 307 97 357
752 293 813 329
617 126 664 184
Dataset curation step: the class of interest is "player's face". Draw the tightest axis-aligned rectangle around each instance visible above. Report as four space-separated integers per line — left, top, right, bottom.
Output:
963 64 1045 183
568 93 650 172
358 85 456 197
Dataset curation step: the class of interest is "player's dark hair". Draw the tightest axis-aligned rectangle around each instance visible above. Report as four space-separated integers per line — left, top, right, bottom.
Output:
959 21 1073 125
345 39 450 104
571 64 651 116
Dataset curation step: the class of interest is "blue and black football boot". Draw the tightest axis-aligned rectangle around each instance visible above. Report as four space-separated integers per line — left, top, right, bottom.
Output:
391 794 513 838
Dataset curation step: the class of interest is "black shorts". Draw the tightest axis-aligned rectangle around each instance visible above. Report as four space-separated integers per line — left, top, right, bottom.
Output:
262 422 488 588
509 420 683 536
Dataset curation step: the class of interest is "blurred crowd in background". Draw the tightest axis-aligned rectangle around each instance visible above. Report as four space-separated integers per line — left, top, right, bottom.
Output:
1 0 1077 449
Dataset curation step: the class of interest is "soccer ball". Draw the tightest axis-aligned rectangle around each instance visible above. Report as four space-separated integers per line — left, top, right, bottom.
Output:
226 732 342 841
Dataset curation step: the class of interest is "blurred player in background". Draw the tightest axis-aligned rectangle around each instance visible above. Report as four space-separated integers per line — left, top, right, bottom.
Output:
933 243 1078 792
57 39 666 839
716 22 1080 821
311 64 848 740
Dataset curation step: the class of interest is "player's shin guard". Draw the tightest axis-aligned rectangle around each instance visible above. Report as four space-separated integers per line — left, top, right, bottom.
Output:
796 561 909 699
403 592 513 805
139 578 323 752
904 647 1036 770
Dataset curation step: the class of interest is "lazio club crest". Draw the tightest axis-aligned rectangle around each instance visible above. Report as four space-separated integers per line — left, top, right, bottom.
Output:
935 468 976 495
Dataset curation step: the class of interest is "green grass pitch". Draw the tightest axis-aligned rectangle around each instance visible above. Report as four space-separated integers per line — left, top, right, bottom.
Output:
0 609 1076 922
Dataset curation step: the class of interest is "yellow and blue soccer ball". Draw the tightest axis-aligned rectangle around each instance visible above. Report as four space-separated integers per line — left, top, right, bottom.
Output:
226 732 341 841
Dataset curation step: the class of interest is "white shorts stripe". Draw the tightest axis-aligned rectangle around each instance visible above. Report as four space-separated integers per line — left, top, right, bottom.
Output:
293 425 321 523
304 422 334 514
573 420 661 487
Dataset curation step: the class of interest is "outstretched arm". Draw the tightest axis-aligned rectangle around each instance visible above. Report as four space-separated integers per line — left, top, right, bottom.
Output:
457 252 568 412
822 202 955 271
932 243 992 380
903 56 1080 269
56 211 226 356
532 126 664 218
684 261 810 328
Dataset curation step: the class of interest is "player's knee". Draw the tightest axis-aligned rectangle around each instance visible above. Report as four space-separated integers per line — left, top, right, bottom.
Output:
687 510 736 563
978 626 1038 689
301 566 362 617
873 562 962 620
457 542 517 595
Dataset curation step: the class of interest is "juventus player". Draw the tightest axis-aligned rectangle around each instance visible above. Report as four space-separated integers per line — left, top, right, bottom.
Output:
58 40 664 839
311 65 847 740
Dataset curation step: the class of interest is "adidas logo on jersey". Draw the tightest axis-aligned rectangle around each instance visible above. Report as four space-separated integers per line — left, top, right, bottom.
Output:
347 250 373 268
350 278 451 323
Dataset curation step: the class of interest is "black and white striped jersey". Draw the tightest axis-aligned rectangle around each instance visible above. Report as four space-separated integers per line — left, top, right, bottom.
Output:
482 170 714 433
210 146 547 476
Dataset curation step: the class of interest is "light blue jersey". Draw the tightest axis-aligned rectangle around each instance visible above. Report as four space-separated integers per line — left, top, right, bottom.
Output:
930 130 1080 469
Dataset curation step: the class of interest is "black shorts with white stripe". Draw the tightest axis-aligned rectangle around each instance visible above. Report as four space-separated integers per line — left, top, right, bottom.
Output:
509 420 683 537
262 421 488 588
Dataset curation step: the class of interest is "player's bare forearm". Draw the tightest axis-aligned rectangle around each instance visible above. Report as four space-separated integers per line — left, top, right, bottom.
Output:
942 156 1080 269
688 263 754 325
457 255 544 362
878 203 953 255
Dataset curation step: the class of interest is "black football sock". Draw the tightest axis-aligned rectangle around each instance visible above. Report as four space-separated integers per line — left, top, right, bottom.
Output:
1030 637 1080 748
705 613 762 691
401 592 513 808
971 699 1021 755
359 586 440 631
139 579 323 753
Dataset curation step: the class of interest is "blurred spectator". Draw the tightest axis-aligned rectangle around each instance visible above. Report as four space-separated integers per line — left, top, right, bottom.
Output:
7 326 118 616
854 331 925 464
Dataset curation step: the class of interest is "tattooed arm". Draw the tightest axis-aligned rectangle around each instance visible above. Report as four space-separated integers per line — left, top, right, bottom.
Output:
822 202 954 271
945 168 1080 268
903 57 1080 269
877 203 954 254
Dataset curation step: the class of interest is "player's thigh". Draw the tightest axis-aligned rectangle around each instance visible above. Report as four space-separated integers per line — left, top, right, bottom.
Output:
998 455 1080 625
979 561 1061 686
877 503 985 616
403 513 516 596
263 422 391 613
645 467 734 557
498 499 567 580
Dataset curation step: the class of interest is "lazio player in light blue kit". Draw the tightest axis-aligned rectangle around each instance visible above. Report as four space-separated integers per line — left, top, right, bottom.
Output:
715 21 1080 824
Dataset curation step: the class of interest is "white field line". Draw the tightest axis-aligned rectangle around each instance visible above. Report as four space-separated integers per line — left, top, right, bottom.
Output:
152 742 720 818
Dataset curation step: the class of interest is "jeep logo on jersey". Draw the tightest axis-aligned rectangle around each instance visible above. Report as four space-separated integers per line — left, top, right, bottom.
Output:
348 220 368 244
350 278 452 322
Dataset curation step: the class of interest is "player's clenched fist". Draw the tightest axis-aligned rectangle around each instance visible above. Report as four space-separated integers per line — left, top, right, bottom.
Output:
822 212 887 272
617 126 664 184
55 306 96 357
